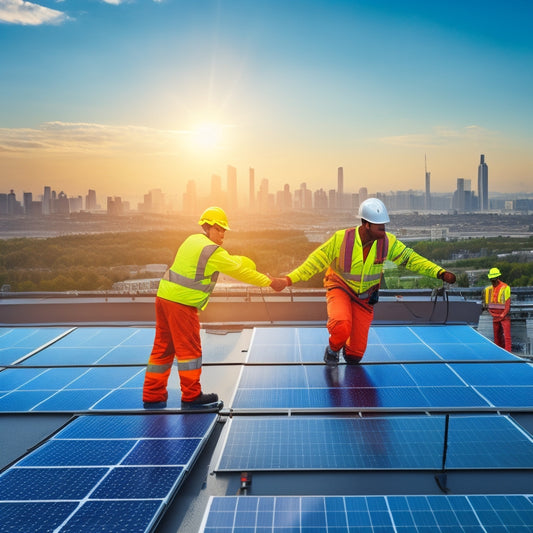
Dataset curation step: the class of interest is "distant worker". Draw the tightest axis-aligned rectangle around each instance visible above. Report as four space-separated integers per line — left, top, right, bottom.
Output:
280 198 457 365
483 267 512 352
143 206 287 409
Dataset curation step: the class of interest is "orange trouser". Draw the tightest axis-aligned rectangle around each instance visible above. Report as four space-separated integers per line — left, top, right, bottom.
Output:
142 297 202 403
493 317 512 352
326 287 374 361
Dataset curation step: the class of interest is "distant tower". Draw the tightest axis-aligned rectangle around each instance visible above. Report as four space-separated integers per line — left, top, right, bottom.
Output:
358 187 368 204
424 154 431 211
454 178 465 212
249 167 255 210
227 165 237 212
42 186 51 215
337 167 344 209
182 180 197 216
86 189 97 211
478 154 489 211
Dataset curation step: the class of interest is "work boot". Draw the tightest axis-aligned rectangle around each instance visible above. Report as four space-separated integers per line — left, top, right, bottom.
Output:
323 346 340 366
143 401 167 409
342 347 362 365
181 391 219 408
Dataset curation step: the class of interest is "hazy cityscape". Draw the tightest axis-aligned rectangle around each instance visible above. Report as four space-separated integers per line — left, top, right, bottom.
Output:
2 155 533 220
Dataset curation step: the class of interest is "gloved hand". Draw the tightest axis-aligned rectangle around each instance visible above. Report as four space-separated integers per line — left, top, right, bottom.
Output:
439 271 456 284
268 276 288 292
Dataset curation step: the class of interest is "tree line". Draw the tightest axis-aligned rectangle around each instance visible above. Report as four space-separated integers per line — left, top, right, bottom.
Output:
0 231 532 292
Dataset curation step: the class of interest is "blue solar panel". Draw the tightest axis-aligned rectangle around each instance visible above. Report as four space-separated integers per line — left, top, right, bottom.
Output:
246 325 518 364
0 413 217 533
0 327 69 363
122 438 202 465
451 362 533 386
231 364 491 410
58 412 216 439
59 500 163 533
476 386 533 408
18 439 137 466
0 467 108 500
0 502 79 533
201 494 533 533
216 415 533 471
90 466 184 499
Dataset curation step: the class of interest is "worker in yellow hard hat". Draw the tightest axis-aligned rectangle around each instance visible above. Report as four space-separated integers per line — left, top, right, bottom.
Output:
143 206 287 410
483 267 512 351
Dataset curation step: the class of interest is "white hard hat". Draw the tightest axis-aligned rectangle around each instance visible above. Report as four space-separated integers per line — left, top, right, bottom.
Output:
358 198 390 224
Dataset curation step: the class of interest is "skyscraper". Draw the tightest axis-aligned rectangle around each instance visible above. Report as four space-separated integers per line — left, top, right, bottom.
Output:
337 167 344 209
42 186 51 215
478 154 488 211
424 155 431 211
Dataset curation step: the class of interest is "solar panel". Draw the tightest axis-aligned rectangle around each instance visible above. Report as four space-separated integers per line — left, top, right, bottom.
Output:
19 326 154 366
216 415 533 471
231 363 492 410
0 327 70 365
246 325 519 364
0 413 217 532
200 495 533 533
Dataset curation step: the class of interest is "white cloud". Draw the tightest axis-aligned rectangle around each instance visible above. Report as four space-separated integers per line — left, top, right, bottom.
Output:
0 0 67 25
378 125 498 148
0 122 189 155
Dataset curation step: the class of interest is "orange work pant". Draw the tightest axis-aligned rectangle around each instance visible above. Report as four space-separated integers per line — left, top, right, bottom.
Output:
326 287 374 361
142 297 202 403
493 317 512 352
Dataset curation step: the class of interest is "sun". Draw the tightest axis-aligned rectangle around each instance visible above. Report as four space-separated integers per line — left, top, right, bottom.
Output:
190 122 223 151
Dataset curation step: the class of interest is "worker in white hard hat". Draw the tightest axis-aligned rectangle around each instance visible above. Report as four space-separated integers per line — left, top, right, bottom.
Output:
483 267 512 351
283 198 457 365
143 206 287 410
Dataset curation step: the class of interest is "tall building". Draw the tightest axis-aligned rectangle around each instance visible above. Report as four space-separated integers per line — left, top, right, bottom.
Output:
359 187 368 204
249 168 255 210
227 165 237 212
424 155 431 211
23 192 32 215
478 154 488 211
337 167 344 209
85 189 97 211
453 178 465 212
42 186 51 215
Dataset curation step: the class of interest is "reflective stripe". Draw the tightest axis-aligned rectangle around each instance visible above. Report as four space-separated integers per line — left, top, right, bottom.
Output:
146 362 173 374
166 269 215 293
177 358 202 371
164 244 220 294
196 245 219 280
488 302 506 310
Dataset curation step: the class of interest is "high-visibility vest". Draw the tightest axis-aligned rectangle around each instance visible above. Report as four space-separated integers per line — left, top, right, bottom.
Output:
157 234 220 310
334 227 389 298
287 226 443 297
484 281 511 313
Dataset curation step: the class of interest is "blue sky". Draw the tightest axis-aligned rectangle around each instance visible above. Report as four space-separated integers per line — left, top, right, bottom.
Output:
1 0 532 204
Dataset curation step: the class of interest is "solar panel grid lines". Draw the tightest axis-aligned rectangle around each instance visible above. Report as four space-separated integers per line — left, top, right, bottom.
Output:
0 413 217 533
200 494 533 533
216 415 533 472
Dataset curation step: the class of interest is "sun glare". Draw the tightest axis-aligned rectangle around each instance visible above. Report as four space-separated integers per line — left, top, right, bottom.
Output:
190 122 223 151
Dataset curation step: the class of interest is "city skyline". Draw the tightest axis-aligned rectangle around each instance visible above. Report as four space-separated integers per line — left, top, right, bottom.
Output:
1 1 532 197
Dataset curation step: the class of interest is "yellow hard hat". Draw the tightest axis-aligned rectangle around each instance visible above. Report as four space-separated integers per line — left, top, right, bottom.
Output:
198 206 230 230
488 267 501 279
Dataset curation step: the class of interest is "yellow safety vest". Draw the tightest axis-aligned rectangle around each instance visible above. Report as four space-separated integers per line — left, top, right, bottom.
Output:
158 233 271 310
287 227 443 297
484 282 511 312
